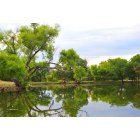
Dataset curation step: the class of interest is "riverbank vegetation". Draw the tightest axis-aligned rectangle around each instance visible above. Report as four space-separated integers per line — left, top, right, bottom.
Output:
0 23 140 87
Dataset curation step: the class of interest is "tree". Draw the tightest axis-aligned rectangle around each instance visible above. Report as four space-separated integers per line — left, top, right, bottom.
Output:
90 65 99 80
19 23 59 80
59 48 88 81
129 54 140 80
31 61 49 82
0 29 20 55
97 61 112 80
126 63 137 81
108 58 128 83
74 67 87 82
130 54 140 68
59 48 80 71
0 52 26 81
0 23 60 83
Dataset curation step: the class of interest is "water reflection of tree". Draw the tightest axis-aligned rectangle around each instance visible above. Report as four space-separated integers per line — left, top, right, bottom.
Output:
0 92 27 117
0 86 88 117
0 90 61 117
90 84 140 108
44 86 88 117
0 84 140 117
89 85 128 106
56 86 88 117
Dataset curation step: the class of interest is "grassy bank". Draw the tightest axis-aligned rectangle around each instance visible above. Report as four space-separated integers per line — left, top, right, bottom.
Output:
1 80 139 88
31 80 140 86
0 80 15 87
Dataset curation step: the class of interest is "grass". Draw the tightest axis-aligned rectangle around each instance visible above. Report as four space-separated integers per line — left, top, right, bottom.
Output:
0 80 15 87
1 80 139 88
31 80 140 86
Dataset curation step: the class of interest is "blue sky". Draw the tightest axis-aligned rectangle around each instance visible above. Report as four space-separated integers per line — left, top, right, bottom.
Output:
0 0 140 65
55 25 140 65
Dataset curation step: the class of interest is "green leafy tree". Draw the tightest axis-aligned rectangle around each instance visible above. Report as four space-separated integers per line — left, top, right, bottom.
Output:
74 67 87 82
59 48 88 81
97 61 112 80
126 63 137 81
19 23 59 80
0 30 20 55
0 52 26 81
0 23 59 83
90 65 99 80
59 49 80 70
31 61 49 82
129 54 140 80
108 58 128 83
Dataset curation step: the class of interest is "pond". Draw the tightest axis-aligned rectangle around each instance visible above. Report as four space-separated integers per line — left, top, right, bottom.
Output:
0 84 140 117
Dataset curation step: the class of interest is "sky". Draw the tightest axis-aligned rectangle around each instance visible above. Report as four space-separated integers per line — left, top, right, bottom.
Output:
0 0 140 65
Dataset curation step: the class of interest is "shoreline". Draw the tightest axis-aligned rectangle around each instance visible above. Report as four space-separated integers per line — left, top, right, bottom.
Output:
31 80 140 85
0 80 140 91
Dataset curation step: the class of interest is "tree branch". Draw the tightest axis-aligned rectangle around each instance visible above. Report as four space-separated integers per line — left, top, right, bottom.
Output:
26 44 46 68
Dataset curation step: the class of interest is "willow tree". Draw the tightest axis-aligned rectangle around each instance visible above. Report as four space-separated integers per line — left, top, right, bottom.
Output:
0 23 60 82
19 23 59 80
59 48 88 82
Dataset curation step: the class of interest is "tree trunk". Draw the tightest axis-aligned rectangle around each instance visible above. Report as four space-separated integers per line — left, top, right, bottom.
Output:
11 79 21 87
121 77 124 85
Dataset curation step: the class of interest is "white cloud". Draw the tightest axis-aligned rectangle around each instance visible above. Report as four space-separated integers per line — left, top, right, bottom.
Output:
56 25 140 45
87 54 135 66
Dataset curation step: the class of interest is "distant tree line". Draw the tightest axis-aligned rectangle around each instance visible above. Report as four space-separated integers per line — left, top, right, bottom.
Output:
41 49 140 84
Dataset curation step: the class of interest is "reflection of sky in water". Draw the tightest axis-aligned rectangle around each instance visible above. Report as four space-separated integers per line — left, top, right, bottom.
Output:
37 90 140 117
81 102 140 117
38 100 140 117
38 90 63 110
1 85 140 117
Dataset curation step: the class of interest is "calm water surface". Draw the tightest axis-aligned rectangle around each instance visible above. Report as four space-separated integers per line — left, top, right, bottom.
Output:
0 84 140 117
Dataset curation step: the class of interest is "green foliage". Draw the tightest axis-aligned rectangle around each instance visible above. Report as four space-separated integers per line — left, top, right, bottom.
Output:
108 58 128 81
0 23 60 83
129 54 140 78
30 61 49 82
59 49 88 81
130 54 140 67
126 63 137 80
90 58 128 81
19 24 59 56
98 61 112 80
74 67 87 81
19 24 59 75
59 48 80 70
0 52 26 81
1 23 140 84
0 30 20 55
